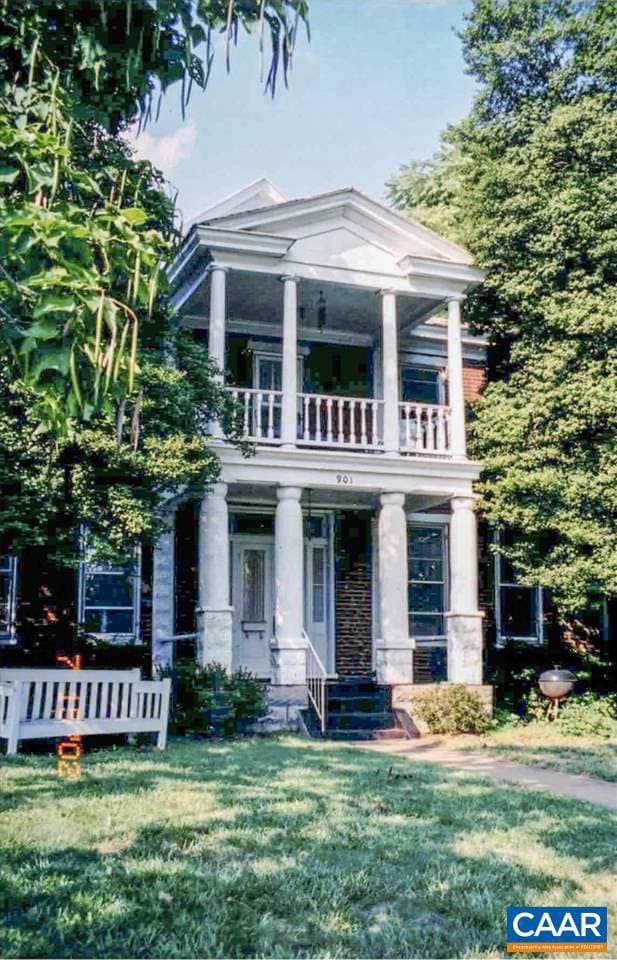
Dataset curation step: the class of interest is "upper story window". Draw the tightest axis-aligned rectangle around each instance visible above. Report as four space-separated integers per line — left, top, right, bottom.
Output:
400 365 443 405
79 551 141 640
408 524 447 640
494 530 543 645
0 555 17 642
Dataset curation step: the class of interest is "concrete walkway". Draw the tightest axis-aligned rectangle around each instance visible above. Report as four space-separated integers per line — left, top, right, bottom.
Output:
355 740 617 810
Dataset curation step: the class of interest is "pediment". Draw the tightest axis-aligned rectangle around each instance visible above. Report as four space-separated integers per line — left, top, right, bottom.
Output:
282 225 402 275
206 187 475 266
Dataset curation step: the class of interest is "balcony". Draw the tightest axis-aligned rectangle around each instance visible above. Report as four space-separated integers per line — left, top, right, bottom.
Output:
227 387 452 456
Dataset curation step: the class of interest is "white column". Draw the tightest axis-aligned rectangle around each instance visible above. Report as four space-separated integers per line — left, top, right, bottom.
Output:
447 495 483 684
151 511 176 675
381 291 400 454
447 297 467 459
208 265 227 439
374 492 413 684
197 482 233 669
281 275 298 447
271 486 306 684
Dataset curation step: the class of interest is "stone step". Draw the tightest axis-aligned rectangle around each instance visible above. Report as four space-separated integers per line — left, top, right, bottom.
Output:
327 710 394 731
322 727 408 742
326 692 390 713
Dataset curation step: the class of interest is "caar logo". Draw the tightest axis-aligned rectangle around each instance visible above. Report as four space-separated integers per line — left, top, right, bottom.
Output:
507 907 607 953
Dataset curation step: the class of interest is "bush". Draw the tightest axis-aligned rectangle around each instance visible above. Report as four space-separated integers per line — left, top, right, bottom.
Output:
522 689 617 737
168 661 267 737
413 684 490 735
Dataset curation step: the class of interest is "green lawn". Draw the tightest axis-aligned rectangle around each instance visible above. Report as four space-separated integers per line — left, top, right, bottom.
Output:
436 726 617 782
0 737 614 959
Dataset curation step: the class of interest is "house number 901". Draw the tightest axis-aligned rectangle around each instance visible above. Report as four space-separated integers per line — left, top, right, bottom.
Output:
336 474 353 485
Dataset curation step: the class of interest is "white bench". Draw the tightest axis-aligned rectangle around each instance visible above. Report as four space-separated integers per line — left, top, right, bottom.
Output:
0 668 171 755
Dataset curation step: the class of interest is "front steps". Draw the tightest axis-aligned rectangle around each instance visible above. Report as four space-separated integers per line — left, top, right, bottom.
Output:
303 676 409 741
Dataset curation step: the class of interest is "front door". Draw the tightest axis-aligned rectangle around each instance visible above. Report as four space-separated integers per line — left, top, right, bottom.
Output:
305 530 333 674
231 536 274 678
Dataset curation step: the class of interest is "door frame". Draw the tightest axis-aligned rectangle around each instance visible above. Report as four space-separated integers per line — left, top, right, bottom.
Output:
229 506 336 676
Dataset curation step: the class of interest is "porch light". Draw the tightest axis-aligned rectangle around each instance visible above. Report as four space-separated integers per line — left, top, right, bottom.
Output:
317 290 327 330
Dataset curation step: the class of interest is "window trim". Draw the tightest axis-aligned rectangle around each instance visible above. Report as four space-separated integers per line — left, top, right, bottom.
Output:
493 529 544 646
78 547 141 641
407 520 449 645
0 554 18 643
399 363 446 406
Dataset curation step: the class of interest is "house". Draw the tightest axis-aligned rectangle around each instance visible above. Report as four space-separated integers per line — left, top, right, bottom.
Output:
157 177 489 720
2 180 608 726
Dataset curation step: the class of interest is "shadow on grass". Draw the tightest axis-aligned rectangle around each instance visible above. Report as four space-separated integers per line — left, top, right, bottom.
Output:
1 737 615 959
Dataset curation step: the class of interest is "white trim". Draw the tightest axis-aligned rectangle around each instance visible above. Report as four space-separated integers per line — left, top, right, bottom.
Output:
0 555 18 644
493 529 544 646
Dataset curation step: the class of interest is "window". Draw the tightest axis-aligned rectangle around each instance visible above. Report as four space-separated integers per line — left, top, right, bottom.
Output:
494 530 543 644
242 549 266 622
79 554 140 638
401 366 442 405
311 546 326 624
0 555 17 640
408 525 447 639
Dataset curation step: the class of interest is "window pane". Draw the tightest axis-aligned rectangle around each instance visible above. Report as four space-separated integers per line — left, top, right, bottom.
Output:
85 572 133 607
410 558 443 582
401 367 440 405
312 547 326 623
243 550 265 621
304 516 326 539
257 358 282 391
409 527 444 559
410 613 445 637
105 609 134 634
500 586 536 638
0 603 8 633
409 583 443 613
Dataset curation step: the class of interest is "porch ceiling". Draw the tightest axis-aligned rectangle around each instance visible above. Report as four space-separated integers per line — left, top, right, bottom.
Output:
180 271 440 338
226 483 451 513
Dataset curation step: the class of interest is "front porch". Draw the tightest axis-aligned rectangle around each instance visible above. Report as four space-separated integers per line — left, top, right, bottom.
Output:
152 475 485 724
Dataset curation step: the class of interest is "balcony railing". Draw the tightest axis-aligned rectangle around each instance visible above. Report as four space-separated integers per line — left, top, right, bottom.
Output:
227 389 452 456
299 394 383 449
399 402 451 455
229 387 283 442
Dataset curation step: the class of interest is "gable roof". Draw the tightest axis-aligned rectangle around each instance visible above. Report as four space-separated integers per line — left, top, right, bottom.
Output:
185 177 287 233
197 185 475 266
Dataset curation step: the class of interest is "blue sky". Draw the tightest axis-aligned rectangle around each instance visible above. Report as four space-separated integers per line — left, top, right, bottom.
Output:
129 0 475 223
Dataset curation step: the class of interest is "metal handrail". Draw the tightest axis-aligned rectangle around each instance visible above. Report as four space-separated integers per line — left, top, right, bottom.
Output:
304 631 327 736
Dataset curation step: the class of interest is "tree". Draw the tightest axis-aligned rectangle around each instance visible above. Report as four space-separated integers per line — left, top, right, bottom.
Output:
0 1 307 576
388 0 617 612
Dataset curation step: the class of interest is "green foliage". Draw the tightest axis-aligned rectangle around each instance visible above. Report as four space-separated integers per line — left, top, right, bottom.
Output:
387 0 617 611
169 661 267 737
525 688 617 738
413 684 490 735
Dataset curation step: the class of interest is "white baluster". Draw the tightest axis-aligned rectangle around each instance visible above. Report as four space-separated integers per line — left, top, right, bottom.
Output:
445 408 451 452
349 399 357 445
360 401 368 446
436 407 446 452
326 397 333 444
267 392 275 440
371 402 378 447
337 399 344 444
426 406 435 452
256 391 263 439
315 397 322 443
414 404 423 452
243 391 250 438
303 395 310 441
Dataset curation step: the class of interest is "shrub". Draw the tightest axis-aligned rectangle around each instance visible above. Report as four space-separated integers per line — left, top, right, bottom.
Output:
413 684 490 735
555 692 617 738
168 661 267 737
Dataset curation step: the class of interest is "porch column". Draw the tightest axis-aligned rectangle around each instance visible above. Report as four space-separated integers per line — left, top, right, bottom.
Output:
375 492 413 683
271 486 306 684
447 297 467 459
208 265 227 439
151 510 175 676
447 495 483 683
281 275 298 447
197 482 233 669
380 291 400 455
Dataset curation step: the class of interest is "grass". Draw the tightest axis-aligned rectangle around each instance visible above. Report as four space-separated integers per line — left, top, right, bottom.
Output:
0 736 615 959
435 725 617 782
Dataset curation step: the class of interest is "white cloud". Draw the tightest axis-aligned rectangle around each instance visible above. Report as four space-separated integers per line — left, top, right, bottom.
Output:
126 122 198 175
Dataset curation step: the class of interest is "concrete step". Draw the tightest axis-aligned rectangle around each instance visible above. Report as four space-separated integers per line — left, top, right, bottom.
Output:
327 710 394 731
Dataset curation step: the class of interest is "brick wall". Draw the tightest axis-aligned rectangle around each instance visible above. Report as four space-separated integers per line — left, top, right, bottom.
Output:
334 512 373 677
463 363 486 401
